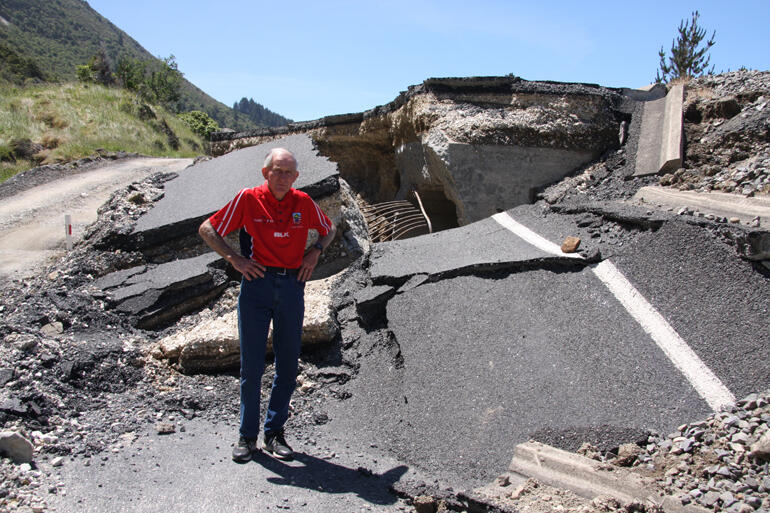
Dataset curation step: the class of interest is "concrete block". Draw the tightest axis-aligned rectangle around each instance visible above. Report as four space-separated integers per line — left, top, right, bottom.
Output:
505 441 708 513
634 85 684 177
660 84 685 173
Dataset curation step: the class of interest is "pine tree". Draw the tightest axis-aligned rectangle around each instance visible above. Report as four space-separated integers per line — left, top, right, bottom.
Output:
656 10 716 83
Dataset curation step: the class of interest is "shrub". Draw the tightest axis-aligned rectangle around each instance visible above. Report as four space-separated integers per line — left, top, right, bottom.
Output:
76 64 94 83
10 138 43 160
178 110 219 138
37 111 68 129
0 144 15 162
41 133 62 149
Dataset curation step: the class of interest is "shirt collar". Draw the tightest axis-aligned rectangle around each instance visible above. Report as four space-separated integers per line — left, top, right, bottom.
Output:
258 182 294 205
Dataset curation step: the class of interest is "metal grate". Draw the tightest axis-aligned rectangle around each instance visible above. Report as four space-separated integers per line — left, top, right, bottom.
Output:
360 191 432 242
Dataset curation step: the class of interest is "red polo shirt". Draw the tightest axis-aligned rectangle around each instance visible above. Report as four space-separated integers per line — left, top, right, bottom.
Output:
209 183 333 269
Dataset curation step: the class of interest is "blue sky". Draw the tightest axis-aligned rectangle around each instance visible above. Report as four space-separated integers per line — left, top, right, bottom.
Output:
86 0 770 122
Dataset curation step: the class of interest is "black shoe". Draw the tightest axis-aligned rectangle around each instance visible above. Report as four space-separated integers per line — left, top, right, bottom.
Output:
232 436 257 462
263 430 293 460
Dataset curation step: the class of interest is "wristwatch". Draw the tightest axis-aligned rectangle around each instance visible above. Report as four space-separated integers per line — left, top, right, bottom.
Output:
313 241 324 254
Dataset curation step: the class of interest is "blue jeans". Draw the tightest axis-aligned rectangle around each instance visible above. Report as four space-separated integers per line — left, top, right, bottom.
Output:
237 272 305 439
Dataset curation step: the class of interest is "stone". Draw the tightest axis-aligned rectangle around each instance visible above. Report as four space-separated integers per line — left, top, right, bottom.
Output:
155 422 175 435
614 443 642 466
496 474 511 487
413 495 436 513
0 367 13 387
720 491 737 508
6 333 38 351
560 236 581 253
700 491 721 507
40 321 64 336
156 274 340 373
732 432 750 444
51 456 64 467
750 431 770 461
577 442 601 460
0 431 34 463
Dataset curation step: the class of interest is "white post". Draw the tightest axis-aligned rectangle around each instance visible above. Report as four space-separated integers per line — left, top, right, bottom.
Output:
64 214 72 250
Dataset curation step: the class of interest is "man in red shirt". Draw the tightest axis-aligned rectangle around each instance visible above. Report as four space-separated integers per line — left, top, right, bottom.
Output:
199 147 336 462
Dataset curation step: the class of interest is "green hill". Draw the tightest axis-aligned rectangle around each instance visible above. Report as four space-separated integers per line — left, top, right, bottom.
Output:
0 0 285 131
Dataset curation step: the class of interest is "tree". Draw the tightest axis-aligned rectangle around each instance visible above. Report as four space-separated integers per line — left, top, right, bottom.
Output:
75 49 114 85
145 55 182 108
115 56 146 91
656 10 715 83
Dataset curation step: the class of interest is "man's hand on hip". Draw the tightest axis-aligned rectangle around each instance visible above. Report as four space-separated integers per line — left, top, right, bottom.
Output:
298 249 320 282
231 255 265 281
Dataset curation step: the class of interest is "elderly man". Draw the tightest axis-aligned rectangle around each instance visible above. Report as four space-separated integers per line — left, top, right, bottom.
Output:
199 147 336 462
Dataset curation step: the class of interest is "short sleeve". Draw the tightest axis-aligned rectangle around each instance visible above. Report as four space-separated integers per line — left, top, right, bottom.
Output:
307 198 333 236
209 188 248 237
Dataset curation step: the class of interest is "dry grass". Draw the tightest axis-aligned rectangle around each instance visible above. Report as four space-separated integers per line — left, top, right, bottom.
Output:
0 81 205 182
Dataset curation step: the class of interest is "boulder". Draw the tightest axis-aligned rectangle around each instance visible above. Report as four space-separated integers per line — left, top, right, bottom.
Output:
156 274 340 373
0 431 34 463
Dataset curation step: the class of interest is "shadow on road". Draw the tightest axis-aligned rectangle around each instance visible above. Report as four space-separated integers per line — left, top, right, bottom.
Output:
253 451 409 505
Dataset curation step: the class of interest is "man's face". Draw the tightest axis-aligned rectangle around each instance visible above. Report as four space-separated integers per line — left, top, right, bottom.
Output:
262 151 298 200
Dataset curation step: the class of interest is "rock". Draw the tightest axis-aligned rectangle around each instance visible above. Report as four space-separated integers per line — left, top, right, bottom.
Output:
0 367 13 386
40 321 64 336
560 236 581 253
413 495 436 513
749 431 770 461
576 442 601 461
700 490 721 507
614 443 642 466
51 456 64 467
5 333 38 351
739 232 770 261
0 431 34 463
156 274 340 373
731 432 749 444
720 491 737 508
155 422 175 435
0 397 28 415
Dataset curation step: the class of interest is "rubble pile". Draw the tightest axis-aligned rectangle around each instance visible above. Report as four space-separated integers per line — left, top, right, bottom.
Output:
664 70 770 198
634 391 770 512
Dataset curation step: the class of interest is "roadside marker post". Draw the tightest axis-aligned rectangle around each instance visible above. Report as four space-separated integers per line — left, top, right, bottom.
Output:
65 214 72 250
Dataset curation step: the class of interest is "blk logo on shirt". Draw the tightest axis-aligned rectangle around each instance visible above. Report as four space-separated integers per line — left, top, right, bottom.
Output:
274 232 289 238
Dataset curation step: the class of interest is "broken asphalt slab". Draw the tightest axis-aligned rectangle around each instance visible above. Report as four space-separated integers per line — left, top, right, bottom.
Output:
368 212 587 284
93 253 227 329
332 202 768 489
93 134 340 329
133 133 339 249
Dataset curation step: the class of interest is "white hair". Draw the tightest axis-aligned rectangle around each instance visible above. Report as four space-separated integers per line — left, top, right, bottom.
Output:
263 148 296 169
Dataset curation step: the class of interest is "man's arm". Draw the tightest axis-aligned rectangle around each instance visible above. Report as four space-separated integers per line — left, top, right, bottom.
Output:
198 219 265 280
297 224 336 282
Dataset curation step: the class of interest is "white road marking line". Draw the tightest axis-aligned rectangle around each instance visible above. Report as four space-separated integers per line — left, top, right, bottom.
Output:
493 211 735 411
592 261 735 411
492 213 584 259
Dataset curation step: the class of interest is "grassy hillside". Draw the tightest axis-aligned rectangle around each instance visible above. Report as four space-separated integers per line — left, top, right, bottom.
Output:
0 81 205 183
0 0 268 131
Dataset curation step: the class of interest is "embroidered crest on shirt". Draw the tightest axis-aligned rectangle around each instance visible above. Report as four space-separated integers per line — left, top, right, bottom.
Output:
292 212 302 225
